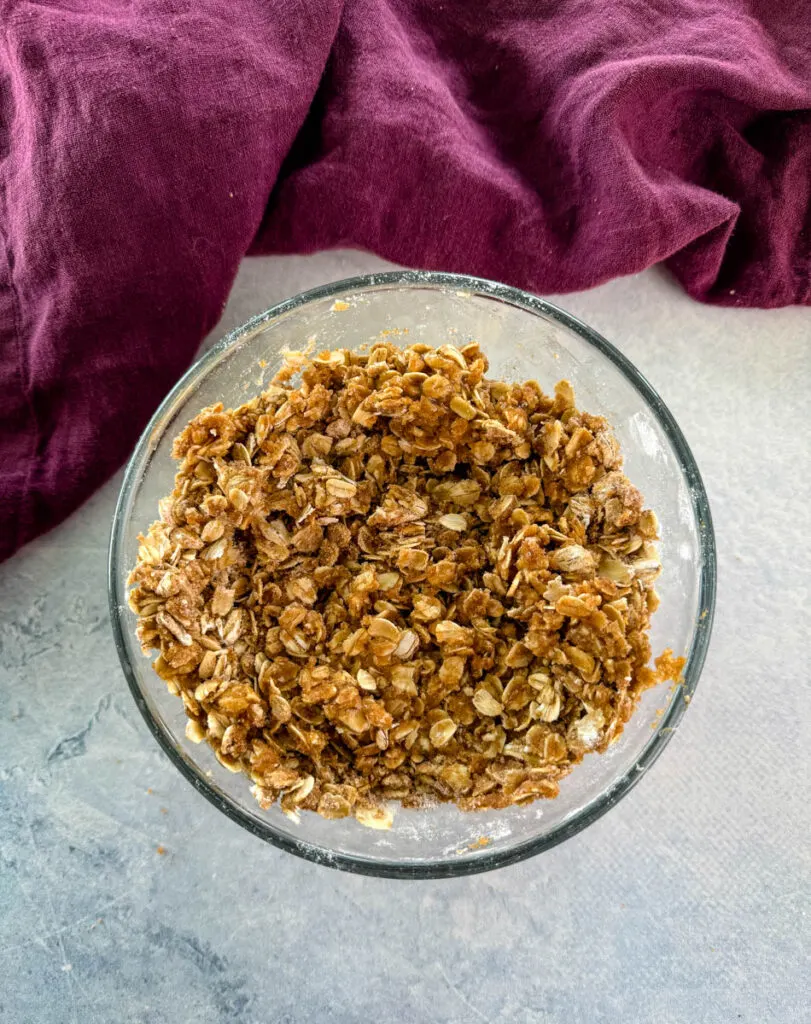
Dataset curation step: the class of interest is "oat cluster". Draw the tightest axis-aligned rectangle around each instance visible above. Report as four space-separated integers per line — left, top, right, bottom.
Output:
129 338 682 826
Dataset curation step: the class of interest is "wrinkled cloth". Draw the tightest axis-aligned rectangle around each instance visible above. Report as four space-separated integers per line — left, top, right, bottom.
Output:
1 0 809 562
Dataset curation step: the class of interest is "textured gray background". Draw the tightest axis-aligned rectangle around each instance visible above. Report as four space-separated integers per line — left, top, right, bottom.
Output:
1 253 809 1024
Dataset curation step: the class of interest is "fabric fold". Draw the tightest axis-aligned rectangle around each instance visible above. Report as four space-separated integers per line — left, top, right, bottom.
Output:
0 0 809 561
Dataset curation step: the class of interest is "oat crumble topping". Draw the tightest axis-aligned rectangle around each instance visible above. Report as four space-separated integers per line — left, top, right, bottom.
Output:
128 339 683 825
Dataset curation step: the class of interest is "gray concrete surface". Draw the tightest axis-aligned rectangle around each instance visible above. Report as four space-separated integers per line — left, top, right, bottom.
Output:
1 253 809 1024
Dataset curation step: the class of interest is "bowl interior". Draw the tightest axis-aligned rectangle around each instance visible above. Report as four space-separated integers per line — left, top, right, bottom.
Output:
110 273 714 877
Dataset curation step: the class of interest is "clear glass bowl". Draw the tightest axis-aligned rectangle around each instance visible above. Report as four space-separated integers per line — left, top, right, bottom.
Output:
109 271 716 878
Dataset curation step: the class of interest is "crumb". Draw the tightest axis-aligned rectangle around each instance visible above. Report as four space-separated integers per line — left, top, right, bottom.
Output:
468 836 491 850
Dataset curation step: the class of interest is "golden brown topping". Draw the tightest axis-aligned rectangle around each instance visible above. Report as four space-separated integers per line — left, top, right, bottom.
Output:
129 338 680 824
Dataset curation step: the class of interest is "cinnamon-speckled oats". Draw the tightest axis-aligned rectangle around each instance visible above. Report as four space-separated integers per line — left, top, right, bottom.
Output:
128 339 682 825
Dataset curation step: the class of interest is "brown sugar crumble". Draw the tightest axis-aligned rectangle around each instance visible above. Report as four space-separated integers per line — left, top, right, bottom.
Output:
128 339 683 826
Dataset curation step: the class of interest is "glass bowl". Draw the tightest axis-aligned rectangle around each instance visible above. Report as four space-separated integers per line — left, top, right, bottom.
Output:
109 271 716 878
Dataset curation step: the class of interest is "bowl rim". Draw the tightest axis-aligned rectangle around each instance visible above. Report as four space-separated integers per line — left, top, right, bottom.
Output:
108 269 717 879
